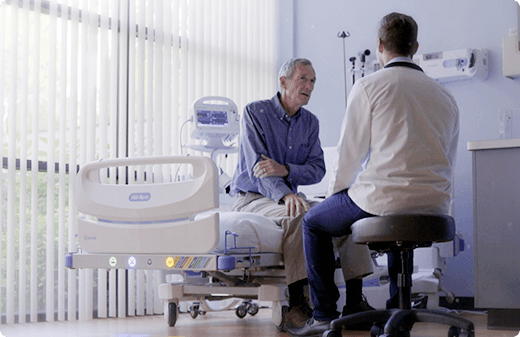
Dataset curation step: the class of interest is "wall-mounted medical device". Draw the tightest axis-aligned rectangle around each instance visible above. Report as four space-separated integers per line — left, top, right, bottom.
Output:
502 2 520 79
190 96 240 148
415 48 489 83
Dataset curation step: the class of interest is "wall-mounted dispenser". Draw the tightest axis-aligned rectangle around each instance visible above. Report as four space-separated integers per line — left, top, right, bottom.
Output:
415 48 489 83
502 2 520 79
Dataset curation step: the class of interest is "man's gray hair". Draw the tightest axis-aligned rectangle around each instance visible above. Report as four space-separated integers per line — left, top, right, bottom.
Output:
278 58 313 90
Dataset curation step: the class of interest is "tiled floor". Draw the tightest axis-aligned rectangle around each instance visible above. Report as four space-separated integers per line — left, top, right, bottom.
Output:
0 308 518 337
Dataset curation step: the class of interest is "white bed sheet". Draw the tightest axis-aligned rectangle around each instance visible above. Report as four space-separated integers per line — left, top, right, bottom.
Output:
206 212 283 254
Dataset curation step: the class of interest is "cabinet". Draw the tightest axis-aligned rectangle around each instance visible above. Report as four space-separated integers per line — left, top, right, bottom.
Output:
468 139 520 329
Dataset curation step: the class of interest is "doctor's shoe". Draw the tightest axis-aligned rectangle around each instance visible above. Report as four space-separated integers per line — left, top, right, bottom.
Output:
283 301 313 330
341 294 375 316
341 295 375 330
287 317 331 336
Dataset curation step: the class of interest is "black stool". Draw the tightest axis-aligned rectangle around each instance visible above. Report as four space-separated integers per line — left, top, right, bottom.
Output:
323 214 475 337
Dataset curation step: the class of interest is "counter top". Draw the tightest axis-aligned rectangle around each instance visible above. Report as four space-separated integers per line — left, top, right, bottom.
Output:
467 138 520 151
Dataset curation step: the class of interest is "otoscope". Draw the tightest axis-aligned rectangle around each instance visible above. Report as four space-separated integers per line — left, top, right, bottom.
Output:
358 49 370 78
349 56 356 84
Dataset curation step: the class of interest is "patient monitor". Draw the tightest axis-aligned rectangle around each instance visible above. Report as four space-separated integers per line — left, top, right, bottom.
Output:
189 96 240 149
187 97 240 196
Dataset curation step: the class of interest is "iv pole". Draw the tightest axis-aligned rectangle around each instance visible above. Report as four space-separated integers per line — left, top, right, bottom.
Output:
337 31 350 109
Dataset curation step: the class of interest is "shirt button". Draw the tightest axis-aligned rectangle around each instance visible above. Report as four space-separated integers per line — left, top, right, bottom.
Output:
289 146 292 149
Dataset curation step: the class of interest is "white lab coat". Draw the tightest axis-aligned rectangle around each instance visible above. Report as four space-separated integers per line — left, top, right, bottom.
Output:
329 61 460 216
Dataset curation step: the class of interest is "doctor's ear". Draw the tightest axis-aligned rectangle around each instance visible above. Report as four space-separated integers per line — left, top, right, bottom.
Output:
412 41 419 56
377 38 384 53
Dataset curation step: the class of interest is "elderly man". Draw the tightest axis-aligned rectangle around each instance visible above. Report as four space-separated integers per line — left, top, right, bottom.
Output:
290 13 460 336
230 58 374 331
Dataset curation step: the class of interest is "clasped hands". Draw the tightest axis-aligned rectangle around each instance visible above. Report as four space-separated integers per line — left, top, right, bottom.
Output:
253 154 310 217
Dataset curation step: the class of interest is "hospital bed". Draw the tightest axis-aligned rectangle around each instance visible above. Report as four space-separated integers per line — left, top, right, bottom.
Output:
65 155 290 328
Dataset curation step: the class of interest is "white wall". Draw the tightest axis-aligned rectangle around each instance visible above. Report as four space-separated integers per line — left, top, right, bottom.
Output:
278 0 520 298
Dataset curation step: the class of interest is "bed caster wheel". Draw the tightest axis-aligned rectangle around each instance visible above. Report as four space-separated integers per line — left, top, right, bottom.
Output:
322 330 341 337
167 302 178 327
236 304 247 318
189 304 201 319
247 303 259 316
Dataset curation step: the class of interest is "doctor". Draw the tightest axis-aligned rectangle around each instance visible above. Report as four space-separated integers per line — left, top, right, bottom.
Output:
289 13 460 336
230 58 374 331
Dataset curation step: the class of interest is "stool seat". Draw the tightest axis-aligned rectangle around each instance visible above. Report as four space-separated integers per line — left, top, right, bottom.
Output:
352 214 455 251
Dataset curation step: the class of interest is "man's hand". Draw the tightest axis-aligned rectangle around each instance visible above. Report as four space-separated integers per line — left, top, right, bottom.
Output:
253 154 289 178
282 193 310 217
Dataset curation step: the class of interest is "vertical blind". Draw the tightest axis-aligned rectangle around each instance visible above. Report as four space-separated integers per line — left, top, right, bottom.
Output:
0 0 276 323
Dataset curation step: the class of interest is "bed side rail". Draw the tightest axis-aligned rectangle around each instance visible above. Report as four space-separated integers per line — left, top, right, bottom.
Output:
76 155 218 222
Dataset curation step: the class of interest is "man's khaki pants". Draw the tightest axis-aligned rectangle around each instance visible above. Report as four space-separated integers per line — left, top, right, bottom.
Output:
231 192 373 285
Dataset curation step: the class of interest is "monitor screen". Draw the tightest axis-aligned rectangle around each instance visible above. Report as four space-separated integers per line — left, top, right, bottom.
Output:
196 110 229 128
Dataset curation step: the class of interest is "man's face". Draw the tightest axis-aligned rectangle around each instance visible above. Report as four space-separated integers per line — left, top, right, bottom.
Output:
281 63 316 109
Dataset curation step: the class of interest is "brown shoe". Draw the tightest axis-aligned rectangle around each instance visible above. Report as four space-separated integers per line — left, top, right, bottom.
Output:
284 301 313 330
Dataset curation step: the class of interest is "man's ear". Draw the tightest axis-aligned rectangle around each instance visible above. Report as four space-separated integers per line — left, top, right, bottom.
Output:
280 76 287 90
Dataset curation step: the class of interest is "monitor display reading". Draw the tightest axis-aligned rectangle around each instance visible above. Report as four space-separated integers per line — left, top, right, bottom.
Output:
196 110 229 127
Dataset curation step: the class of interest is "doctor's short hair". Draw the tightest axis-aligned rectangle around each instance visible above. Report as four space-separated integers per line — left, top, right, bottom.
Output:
378 12 418 57
278 58 313 90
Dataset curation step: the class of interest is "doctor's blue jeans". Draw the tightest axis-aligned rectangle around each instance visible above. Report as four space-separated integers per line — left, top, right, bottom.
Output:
302 189 375 321
303 190 415 321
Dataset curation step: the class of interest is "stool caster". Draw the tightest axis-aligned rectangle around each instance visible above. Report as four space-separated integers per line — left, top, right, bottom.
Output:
322 330 341 337
448 326 461 337
448 326 474 337
370 325 385 337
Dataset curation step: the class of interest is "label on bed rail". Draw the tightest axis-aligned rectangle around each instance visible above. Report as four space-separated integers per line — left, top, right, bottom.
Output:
165 256 211 269
129 192 151 201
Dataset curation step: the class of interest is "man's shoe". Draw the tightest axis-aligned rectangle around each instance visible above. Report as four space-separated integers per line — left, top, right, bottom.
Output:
287 317 330 336
283 301 313 330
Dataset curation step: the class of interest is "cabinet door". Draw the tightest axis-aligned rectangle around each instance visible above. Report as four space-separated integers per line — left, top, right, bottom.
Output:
473 147 520 309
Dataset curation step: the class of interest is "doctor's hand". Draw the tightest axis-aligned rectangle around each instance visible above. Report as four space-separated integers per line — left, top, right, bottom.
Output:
253 154 289 178
282 193 310 217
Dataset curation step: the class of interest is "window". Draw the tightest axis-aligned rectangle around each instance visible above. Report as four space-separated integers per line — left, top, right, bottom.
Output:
0 0 276 323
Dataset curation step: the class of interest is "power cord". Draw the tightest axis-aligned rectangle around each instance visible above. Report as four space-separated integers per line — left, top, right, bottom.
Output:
179 116 193 156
